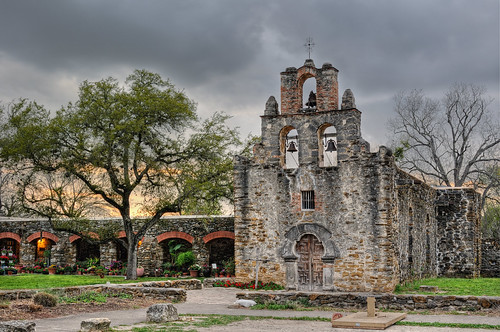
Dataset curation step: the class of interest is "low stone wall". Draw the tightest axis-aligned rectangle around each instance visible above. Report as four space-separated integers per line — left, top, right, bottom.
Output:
127 279 202 290
0 281 192 302
237 291 500 312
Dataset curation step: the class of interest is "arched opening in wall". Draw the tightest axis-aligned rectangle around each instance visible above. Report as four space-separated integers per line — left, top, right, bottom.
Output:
115 240 128 263
302 77 317 109
207 238 234 270
408 208 414 265
296 234 324 291
74 239 100 263
33 238 54 264
0 238 20 262
318 124 337 167
280 126 299 169
159 238 192 272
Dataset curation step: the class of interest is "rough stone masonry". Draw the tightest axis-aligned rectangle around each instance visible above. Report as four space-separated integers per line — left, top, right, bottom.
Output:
233 59 482 293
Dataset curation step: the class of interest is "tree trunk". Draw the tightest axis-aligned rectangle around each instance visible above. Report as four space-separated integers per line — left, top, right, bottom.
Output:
126 243 138 280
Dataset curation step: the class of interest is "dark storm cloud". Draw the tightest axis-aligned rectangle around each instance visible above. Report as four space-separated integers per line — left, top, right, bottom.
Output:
1 1 265 84
0 0 498 146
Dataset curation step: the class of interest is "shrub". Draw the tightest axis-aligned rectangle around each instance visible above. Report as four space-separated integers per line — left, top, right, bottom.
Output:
34 292 58 307
29 303 43 312
175 251 195 270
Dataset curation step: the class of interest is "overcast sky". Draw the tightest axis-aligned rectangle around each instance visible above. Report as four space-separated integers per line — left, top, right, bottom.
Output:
1 0 498 149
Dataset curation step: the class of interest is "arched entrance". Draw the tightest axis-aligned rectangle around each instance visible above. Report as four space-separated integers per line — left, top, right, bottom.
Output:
207 238 234 267
74 239 100 262
0 232 21 264
296 234 324 291
281 223 339 291
160 239 192 266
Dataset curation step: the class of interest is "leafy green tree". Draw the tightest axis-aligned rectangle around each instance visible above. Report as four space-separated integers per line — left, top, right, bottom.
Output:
0 70 239 279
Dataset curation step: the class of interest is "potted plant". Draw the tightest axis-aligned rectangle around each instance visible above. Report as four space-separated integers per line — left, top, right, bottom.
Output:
0 255 8 265
43 250 51 266
77 267 85 275
189 264 201 277
47 264 57 275
223 258 235 277
136 266 145 277
95 265 106 278
175 251 195 272
202 264 211 277
64 265 74 275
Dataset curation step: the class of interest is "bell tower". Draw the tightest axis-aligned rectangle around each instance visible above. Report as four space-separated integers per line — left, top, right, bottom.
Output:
280 59 339 114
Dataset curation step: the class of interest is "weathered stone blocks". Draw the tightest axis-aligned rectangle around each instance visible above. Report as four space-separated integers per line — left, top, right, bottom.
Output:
80 318 111 332
0 321 36 332
146 303 179 323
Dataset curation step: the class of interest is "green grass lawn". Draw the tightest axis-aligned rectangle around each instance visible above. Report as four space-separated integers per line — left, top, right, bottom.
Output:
0 274 176 290
395 277 500 296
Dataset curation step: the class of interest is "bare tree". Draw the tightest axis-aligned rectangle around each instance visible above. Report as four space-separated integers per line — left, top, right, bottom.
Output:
388 83 500 205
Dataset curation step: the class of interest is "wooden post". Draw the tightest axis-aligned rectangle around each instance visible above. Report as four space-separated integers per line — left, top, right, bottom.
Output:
367 297 376 317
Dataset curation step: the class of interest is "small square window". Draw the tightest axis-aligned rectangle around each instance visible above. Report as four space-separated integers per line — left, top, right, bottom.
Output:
301 191 315 210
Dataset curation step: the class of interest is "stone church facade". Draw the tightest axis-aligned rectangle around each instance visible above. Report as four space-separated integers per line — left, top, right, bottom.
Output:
233 59 481 292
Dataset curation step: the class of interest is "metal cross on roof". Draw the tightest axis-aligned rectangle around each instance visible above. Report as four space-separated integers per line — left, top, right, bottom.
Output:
304 37 315 59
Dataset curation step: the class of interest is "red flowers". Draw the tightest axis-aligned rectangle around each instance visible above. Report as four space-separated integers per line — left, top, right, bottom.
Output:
213 279 283 290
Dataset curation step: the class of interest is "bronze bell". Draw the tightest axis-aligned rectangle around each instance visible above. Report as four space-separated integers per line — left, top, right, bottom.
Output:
325 139 337 152
287 141 298 153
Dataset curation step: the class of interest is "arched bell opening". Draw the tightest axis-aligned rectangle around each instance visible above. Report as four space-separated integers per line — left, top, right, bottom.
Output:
301 77 317 110
318 123 338 167
280 126 299 169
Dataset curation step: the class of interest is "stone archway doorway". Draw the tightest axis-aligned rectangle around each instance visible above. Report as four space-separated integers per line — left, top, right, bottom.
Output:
296 234 324 291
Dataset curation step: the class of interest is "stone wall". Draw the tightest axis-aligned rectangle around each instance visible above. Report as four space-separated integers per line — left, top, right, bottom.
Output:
436 188 482 277
394 170 438 281
237 291 500 312
0 215 234 275
481 239 500 277
0 281 191 302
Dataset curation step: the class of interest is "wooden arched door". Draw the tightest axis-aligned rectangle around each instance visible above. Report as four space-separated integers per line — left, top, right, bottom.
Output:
296 234 324 291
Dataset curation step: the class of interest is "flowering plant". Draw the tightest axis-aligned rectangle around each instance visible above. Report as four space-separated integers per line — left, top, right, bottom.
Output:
189 264 201 271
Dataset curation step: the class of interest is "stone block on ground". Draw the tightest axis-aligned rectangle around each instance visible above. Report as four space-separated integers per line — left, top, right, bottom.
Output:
146 303 179 323
234 299 256 307
80 318 111 332
419 285 439 292
0 321 36 332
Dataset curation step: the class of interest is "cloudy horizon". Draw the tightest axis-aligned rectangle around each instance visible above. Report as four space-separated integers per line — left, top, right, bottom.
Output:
1 0 498 149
